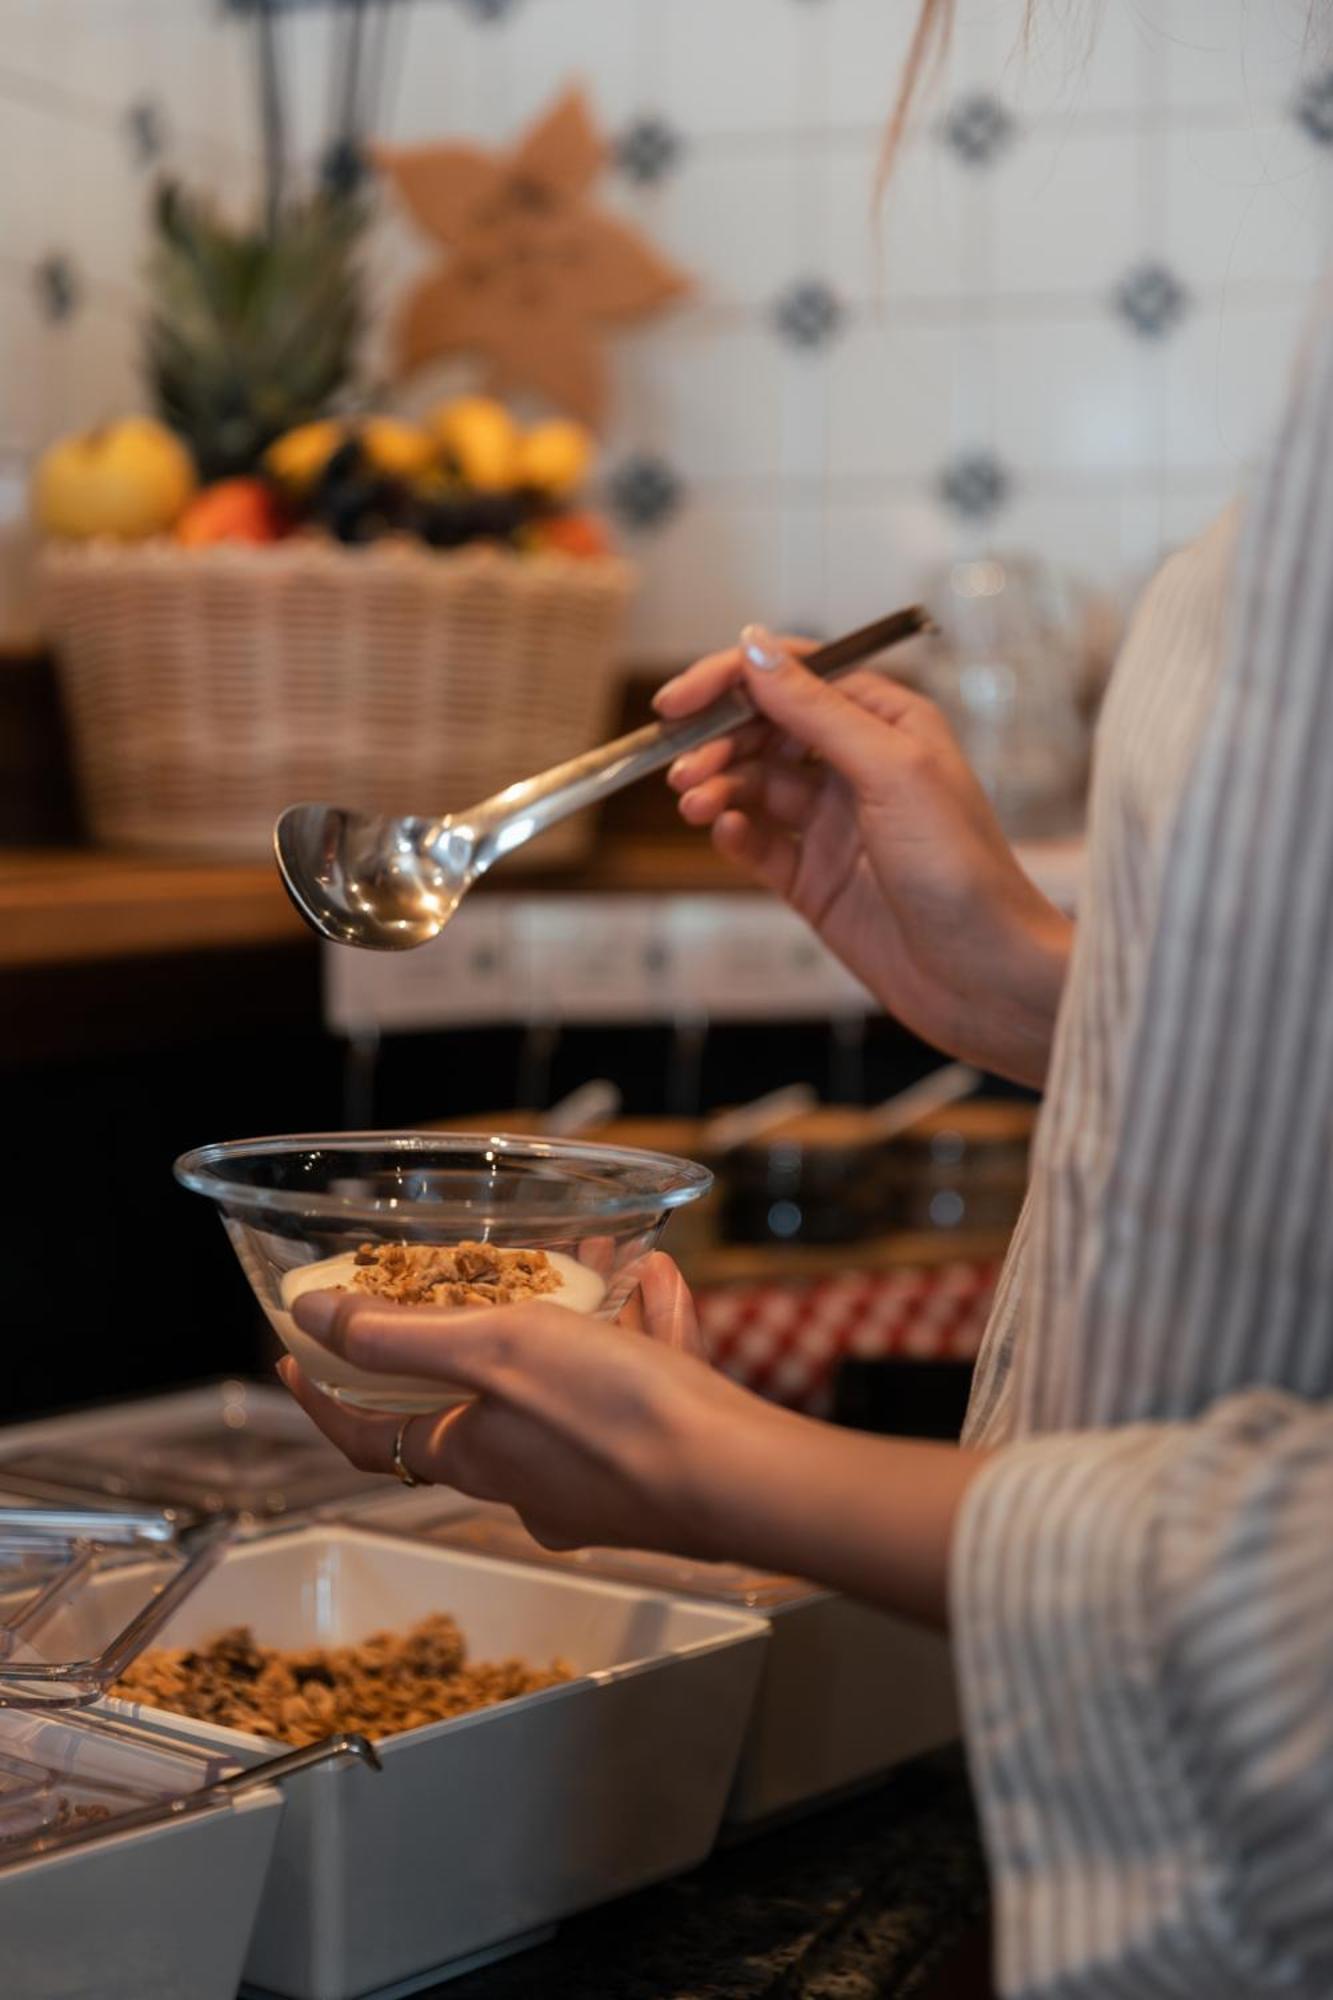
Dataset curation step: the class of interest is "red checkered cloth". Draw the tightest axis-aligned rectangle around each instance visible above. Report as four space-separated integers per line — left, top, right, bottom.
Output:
697 1261 1001 1417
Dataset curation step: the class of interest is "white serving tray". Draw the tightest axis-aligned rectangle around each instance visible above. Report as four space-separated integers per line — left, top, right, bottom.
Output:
100 1524 768 2000
338 1491 961 1831
723 1593 958 1828
0 1711 283 2000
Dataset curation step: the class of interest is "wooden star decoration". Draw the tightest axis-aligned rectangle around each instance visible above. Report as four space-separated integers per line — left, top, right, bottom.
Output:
377 87 691 428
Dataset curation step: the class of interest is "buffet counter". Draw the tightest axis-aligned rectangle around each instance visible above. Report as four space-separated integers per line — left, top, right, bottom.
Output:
0 1375 991 2000
437 1745 989 2000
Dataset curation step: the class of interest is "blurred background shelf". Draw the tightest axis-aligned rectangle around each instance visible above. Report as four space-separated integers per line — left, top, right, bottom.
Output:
688 1229 1012 1288
0 838 736 971
0 832 1082 974
0 849 307 970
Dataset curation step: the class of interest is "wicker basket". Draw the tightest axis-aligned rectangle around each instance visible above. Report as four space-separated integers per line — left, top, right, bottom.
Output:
40 539 636 863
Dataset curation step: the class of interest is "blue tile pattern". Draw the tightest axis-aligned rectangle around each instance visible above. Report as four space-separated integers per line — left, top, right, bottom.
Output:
126 99 167 166
458 0 523 22
608 455 683 531
1113 261 1189 339
321 137 368 196
617 116 683 186
941 93 1015 169
773 279 843 350
940 453 1010 520
1294 69 1333 144
34 255 80 323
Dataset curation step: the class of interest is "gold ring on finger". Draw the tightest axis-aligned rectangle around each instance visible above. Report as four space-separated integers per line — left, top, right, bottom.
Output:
391 1416 422 1488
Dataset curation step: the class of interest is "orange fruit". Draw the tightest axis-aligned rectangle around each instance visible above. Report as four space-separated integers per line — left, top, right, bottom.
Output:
175 477 285 547
532 510 612 559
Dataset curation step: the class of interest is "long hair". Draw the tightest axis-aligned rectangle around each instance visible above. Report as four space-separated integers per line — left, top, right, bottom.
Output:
878 0 956 191
879 0 1057 191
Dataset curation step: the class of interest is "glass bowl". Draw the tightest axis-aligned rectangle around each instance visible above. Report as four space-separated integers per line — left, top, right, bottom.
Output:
175 1132 713 1416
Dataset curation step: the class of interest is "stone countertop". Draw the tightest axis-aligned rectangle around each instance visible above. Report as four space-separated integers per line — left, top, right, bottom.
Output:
429 1746 989 2000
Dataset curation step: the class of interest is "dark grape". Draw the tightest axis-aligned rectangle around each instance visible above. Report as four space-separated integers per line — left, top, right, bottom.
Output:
468 493 526 540
416 498 473 548
322 436 366 488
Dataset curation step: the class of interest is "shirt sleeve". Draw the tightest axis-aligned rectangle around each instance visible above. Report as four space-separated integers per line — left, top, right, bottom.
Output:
952 1391 1333 1998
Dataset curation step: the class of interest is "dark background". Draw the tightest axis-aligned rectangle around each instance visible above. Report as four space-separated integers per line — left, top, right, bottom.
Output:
2 939 952 1426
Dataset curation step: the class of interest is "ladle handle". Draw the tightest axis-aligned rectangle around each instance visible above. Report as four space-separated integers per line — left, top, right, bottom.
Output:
465 607 931 874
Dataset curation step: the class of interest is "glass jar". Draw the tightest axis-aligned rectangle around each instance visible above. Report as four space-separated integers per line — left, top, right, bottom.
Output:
919 554 1090 840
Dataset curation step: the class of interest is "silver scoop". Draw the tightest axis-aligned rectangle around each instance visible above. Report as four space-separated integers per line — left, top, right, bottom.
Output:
275 607 931 953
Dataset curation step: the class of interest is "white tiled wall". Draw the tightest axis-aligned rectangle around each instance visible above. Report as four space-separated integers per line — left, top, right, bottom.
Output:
2 0 1331 655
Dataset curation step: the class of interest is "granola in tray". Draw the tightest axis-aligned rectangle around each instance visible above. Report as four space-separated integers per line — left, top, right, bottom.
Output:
112 1614 574 1747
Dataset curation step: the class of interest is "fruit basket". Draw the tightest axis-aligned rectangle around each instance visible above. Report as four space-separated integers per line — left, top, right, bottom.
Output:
41 534 633 862
36 401 632 868
31 164 642 862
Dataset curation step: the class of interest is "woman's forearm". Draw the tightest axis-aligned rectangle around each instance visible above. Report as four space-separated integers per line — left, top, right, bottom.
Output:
684 1397 989 1629
950 894 1073 1091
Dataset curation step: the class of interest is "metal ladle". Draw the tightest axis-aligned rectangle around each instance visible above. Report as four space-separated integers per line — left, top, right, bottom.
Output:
274 606 930 953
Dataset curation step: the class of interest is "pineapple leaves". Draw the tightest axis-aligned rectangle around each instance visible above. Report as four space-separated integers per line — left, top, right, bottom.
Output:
144 180 367 480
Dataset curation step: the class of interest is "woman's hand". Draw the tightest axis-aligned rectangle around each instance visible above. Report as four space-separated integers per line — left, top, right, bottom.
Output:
280 1250 986 1629
280 1253 760 1556
657 626 1073 1087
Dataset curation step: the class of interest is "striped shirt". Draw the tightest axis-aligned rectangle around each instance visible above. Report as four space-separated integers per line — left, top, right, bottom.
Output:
952 300 1333 1997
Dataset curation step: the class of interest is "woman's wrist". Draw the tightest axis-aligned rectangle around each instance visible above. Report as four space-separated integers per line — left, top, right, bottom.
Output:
672 1380 988 1628
1001 895 1074 1081
952 889 1073 1089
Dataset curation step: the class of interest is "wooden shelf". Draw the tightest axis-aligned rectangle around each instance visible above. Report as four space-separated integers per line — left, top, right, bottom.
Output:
0 838 742 973
685 1229 1011 1287
0 850 307 971
0 833 1081 974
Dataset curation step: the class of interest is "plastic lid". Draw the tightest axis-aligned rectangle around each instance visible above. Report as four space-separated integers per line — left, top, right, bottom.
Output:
0 1708 230 1864
0 1508 228 1706
0 1706 378 1869
0 1381 391 1521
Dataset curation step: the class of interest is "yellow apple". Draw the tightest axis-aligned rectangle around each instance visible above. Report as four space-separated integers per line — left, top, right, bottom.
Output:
32 417 198 541
264 418 346 493
515 419 592 498
360 417 437 481
430 396 519 490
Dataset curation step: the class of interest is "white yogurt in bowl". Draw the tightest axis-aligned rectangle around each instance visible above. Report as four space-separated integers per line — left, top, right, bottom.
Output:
177 1132 713 1419
273 1248 607 1414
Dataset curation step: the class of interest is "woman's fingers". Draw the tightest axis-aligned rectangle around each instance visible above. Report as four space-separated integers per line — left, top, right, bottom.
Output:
653 634 815 720
281 1353 516 1499
576 1235 617 1280
825 665 925 731
636 1251 705 1356
291 1287 525 1391
711 811 800 899
278 1357 404 1474
616 1288 645 1333
666 719 768 794
735 628 910 796
652 645 741 720
426 1403 528 1506
679 755 821 832
289 1289 626 1438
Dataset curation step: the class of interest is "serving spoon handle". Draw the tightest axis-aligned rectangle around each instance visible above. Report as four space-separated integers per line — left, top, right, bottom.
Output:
459 606 931 877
